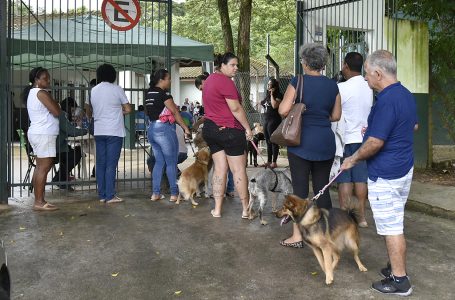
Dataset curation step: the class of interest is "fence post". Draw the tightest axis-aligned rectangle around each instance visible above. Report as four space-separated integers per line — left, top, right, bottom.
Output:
295 0 304 75
124 104 136 150
0 0 9 204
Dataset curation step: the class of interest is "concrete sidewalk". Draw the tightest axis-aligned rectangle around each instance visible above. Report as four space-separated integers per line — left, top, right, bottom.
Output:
0 156 454 299
1 186 455 299
407 181 455 220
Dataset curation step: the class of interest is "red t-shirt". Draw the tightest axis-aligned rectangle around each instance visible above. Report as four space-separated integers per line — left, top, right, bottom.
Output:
202 73 243 130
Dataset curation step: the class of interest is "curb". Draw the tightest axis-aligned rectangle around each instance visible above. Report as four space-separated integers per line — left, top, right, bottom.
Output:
406 199 455 220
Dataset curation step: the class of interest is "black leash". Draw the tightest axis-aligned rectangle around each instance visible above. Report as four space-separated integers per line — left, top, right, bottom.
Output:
185 138 196 154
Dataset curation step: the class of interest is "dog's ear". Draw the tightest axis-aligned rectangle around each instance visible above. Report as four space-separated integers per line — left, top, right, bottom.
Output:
286 194 306 209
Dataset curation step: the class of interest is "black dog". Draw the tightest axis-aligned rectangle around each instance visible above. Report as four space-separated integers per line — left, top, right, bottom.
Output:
247 132 265 167
0 242 10 300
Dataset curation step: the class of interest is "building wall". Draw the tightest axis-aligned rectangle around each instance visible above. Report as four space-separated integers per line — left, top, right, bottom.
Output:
179 78 268 110
11 69 148 109
385 18 430 168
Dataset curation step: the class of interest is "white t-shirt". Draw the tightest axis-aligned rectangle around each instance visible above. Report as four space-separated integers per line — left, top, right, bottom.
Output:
27 88 59 135
176 125 188 154
91 82 129 137
338 75 373 144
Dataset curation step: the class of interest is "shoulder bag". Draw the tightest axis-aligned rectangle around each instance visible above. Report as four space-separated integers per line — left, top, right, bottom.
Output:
270 75 306 146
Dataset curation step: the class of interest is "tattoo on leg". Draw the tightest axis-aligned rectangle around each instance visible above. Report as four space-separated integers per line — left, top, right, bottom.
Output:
212 175 224 198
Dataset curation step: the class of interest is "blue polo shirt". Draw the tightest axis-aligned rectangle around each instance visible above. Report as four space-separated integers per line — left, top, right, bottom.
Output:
363 82 417 181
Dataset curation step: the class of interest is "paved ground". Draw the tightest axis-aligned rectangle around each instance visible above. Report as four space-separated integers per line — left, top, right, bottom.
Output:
1 166 455 300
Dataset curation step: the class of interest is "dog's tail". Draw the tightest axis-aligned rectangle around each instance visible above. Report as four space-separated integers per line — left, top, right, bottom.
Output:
343 197 361 225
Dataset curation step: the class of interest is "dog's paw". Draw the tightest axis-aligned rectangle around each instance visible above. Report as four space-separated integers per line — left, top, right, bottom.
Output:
359 265 368 272
260 219 268 225
325 277 333 285
191 200 199 206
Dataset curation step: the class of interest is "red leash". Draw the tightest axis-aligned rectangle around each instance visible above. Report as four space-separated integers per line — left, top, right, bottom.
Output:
249 140 268 167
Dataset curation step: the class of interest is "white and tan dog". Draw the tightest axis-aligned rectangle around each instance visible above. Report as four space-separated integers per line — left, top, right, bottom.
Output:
177 147 211 206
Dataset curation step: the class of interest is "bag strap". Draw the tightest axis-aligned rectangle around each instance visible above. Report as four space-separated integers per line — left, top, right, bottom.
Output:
294 75 304 104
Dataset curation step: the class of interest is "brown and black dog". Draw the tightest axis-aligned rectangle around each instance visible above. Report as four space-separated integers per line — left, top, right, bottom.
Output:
275 195 368 285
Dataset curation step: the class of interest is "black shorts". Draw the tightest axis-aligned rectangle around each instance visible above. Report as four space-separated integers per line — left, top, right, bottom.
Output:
202 119 247 156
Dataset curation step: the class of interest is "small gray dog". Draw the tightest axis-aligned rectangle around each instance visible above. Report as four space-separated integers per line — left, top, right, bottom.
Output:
248 168 293 225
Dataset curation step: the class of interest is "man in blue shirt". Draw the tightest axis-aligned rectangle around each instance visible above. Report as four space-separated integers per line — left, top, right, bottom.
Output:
341 50 417 296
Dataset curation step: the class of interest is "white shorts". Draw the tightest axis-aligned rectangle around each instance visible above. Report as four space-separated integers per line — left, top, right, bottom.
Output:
27 133 57 158
368 167 413 236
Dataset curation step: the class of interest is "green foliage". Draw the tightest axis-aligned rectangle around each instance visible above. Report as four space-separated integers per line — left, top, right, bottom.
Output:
11 0 33 16
397 0 455 142
172 0 296 73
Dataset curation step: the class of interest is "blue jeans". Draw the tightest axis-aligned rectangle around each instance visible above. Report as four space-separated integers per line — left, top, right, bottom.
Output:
227 169 234 193
95 136 123 200
148 122 179 196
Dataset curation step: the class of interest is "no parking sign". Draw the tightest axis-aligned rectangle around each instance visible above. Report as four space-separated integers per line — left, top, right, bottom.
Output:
101 0 141 31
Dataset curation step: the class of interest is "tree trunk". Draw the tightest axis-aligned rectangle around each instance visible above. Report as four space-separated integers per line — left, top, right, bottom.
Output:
237 0 253 112
237 0 252 72
216 0 234 53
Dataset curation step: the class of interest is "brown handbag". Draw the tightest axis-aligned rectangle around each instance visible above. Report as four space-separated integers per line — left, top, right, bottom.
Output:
270 75 306 146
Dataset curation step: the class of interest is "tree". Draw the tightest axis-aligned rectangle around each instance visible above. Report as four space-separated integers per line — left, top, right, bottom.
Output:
217 0 234 53
172 0 296 73
172 0 296 112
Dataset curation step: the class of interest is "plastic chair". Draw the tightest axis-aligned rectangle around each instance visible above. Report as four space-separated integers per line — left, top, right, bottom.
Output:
16 129 35 188
16 129 57 191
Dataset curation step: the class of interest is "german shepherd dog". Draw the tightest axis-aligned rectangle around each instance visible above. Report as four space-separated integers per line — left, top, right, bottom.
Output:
275 195 368 285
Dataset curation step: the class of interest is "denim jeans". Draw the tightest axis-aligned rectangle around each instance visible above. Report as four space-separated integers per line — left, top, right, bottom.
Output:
95 135 123 200
227 169 234 193
148 121 179 196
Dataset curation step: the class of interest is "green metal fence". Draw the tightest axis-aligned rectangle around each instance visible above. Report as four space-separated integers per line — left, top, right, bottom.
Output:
2 0 173 201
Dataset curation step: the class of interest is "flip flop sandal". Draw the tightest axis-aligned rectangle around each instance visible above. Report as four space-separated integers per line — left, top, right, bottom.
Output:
211 209 221 218
150 194 165 201
169 196 178 202
33 202 59 211
105 196 123 204
280 239 304 248
241 212 249 219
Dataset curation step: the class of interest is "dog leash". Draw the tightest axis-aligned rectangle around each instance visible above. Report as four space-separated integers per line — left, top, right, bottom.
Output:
311 170 343 202
185 138 196 154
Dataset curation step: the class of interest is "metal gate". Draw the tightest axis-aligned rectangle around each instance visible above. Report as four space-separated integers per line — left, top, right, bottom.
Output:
2 0 172 199
296 0 399 77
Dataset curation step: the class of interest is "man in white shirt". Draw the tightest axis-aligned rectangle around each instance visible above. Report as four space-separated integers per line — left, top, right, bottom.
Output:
336 52 373 227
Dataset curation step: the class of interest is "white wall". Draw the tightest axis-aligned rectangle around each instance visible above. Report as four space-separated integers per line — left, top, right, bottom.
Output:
170 63 181 105
180 80 202 107
179 77 267 111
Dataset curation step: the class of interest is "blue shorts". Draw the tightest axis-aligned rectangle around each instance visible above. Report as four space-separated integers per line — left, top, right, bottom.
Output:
337 143 368 183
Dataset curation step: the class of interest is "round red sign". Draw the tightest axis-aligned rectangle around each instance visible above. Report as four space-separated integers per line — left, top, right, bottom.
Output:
101 0 141 31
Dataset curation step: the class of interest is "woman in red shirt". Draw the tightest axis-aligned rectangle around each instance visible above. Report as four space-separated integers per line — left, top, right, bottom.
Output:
202 52 253 218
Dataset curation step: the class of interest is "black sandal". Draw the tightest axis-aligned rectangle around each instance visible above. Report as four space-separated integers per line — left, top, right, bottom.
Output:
280 239 304 248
